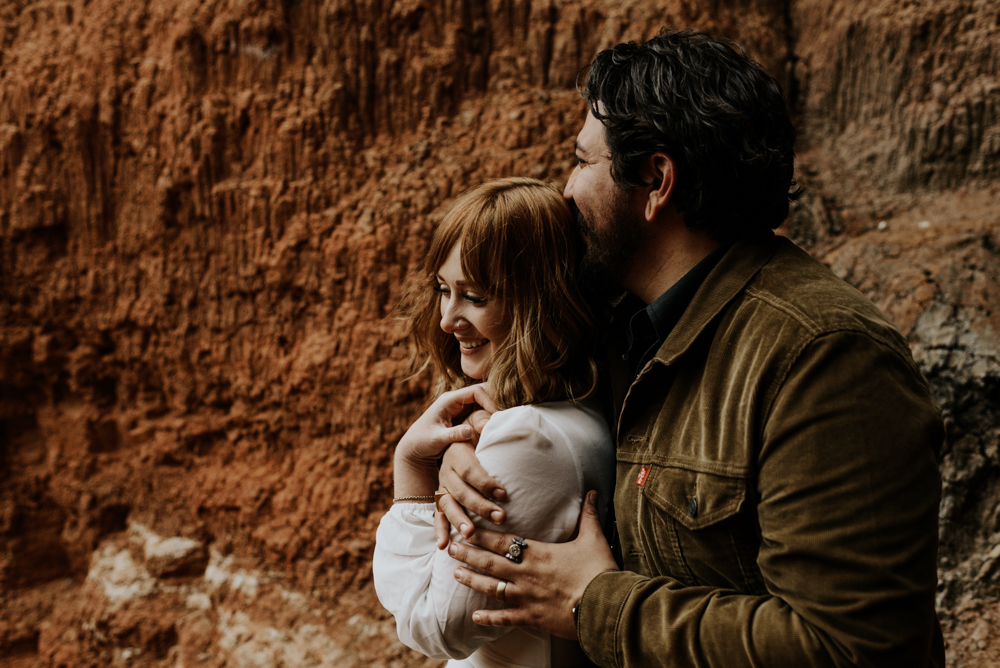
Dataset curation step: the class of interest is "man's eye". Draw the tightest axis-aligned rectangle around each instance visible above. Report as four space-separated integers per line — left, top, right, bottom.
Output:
572 156 585 167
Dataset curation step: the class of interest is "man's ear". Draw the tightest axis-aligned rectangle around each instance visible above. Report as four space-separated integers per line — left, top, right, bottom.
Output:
644 153 676 222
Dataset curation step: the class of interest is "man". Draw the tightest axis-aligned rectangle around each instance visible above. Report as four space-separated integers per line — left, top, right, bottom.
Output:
418 30 944 667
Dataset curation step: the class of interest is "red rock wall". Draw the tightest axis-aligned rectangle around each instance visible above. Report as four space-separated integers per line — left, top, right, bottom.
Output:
793 0 1000 193
0 0 997 666
789 3 1000 663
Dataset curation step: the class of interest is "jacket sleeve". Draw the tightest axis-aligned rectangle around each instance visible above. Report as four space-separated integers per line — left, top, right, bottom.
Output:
373 405 590 661
577 331 944 668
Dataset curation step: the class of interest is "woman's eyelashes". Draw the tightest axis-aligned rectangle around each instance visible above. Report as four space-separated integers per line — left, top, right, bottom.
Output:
434 284 486 305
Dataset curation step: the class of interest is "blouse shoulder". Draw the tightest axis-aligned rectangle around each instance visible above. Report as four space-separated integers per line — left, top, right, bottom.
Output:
478 400 607 452
473 401 613 505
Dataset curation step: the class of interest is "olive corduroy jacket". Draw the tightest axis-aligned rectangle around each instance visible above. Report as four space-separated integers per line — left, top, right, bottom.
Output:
578 232 944 668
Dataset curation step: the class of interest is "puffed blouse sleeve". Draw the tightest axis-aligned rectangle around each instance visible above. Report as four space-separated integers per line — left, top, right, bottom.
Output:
372 405 591 661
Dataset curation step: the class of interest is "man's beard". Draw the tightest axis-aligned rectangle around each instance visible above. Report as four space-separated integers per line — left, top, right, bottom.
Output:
572 190 644 297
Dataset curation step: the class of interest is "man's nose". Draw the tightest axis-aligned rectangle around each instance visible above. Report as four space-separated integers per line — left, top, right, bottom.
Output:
563 169 576 200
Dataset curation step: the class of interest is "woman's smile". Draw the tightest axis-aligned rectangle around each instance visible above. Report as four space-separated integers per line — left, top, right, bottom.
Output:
457 338 490 352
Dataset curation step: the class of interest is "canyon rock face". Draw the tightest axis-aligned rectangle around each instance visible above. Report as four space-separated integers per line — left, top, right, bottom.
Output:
0 0 997 666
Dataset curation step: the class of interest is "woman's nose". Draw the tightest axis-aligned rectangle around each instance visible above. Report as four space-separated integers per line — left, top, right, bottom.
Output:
440 298 465 333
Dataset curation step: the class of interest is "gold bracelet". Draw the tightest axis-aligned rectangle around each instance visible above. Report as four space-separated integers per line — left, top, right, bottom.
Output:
393 495 435 503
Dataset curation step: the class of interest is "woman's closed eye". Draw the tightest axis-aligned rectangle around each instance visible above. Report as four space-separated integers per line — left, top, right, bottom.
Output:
461 290 487 304
434 284 487 305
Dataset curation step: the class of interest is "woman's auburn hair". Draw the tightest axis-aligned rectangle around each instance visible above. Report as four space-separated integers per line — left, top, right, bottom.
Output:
406 177 599 410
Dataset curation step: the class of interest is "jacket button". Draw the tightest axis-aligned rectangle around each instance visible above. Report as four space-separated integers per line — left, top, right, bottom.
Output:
687 498 698 518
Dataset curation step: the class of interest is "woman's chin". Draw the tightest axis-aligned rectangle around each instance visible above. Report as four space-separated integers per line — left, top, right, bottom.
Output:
460 346 492 381
461 361 491 381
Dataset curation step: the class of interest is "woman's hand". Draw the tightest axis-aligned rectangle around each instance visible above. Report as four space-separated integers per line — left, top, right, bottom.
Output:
397 384 498 465
394 384 499 500
435 427 508 548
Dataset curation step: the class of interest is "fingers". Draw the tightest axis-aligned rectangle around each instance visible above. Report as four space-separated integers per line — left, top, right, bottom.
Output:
439 466 507 523
449 537 518 580
452 532 585 640
574 491 615 559
456 488 503 527
440 442 507 516
409 414 475 459
434 508 451 550
453 566 514 604
438 383 497 419
396 396 477 464
472 608 528 628
471 602 576 640
442 441 507 502
445 424 474 444
576 490 601 533
461 525 517 556
468 409 492 434
438 493 475 539
468 384 498 414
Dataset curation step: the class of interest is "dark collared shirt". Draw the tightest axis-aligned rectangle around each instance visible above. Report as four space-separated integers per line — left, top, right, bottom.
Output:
601 244 729 565
622 245 729 378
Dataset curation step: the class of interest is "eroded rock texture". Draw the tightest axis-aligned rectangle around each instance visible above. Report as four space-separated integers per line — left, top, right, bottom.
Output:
793 0 1000 193
0 0 997 666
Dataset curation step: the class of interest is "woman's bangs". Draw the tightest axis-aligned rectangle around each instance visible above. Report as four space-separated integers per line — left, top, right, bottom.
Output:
458 207 501 293
426 212 465 280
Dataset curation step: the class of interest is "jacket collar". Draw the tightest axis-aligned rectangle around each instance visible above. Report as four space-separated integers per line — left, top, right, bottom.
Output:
649 230 780 367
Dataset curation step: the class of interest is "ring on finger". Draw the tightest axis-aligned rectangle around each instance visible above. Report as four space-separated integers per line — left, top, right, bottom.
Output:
434 488 449 513
505 537 527 563
495 580 507 603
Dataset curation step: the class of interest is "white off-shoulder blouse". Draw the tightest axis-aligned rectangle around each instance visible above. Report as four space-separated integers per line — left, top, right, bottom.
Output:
373 400 615 668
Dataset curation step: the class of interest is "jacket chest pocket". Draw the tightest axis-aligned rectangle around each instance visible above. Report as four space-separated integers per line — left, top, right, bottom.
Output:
637 464 768 595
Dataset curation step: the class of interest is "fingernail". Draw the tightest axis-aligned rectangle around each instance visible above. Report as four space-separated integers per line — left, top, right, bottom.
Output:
492 489 506 500
459 425 472 438
587 491 597 504
449 544 458 556
460 523 470 535
490 511 503 524
473 613 482 624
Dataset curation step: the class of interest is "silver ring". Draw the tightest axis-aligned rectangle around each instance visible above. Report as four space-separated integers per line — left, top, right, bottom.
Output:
495 580 507 603
505 537 527 563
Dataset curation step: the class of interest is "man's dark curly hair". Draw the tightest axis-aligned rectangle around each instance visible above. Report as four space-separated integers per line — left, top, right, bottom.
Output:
582 29 799 242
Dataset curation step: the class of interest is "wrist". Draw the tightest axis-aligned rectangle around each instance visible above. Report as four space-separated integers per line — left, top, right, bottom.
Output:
393 449 439 499
396 429 449 468
396 442 441 470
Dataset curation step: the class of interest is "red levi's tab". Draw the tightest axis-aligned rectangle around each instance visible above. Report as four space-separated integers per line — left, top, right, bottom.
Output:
636 466 650 487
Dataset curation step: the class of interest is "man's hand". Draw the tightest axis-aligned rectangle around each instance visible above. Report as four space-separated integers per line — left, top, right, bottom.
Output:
448 491 618 639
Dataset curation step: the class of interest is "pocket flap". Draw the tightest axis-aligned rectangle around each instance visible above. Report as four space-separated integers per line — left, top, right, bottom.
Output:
643 465 747 530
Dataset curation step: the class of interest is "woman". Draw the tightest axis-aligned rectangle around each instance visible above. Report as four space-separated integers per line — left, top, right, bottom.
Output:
373 177 615 667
